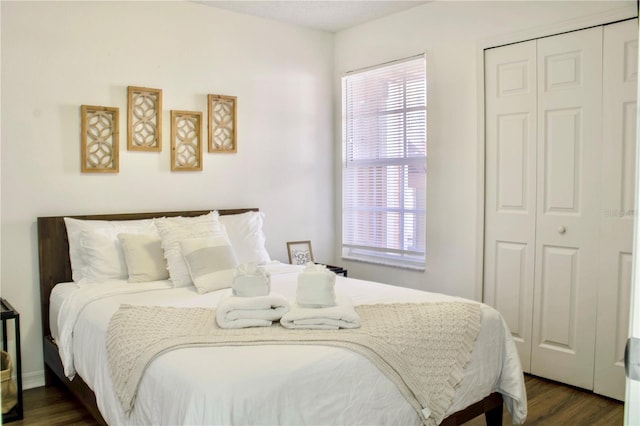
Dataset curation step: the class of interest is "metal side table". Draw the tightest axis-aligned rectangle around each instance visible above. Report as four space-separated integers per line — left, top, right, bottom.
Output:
1 298 23 422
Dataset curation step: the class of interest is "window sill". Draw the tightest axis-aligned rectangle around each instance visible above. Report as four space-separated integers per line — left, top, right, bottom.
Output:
341 255 425 272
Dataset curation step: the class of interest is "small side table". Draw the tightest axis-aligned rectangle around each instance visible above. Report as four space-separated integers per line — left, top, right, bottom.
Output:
1 298 23 422
318 264 348 277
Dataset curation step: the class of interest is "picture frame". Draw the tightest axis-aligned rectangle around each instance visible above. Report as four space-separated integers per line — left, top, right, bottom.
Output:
81 105 119 173
207 94 237 153
286 240 314 265
127 86 162 151
170 110 203 171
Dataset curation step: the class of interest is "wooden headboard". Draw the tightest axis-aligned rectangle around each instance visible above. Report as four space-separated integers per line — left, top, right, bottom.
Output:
37 208 258 338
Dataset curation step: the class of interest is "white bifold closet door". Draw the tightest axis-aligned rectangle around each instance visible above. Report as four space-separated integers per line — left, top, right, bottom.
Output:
594 19 638 400
484 39 538 373
484 19 638 400
530 26 603 391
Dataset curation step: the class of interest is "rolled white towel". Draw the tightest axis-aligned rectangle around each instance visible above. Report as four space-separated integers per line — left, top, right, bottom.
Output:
280 294 361 330
232 264 271 297
296 262 336 308
216 289 290 329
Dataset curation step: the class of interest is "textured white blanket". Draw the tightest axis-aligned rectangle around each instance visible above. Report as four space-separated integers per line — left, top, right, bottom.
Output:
106 302 481 425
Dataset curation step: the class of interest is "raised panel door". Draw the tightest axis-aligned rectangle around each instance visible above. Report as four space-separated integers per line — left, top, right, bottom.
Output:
594 18 638 401
483 41 537 372
531 26 603 389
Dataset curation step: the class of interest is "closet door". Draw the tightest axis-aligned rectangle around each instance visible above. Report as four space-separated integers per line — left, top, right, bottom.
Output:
530 27 603 389
594 18 638 401
483 41 537 372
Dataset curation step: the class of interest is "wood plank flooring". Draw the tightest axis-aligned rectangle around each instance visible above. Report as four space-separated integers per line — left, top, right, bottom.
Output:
465 374 624 425
6 374 624 425
6 384 95 426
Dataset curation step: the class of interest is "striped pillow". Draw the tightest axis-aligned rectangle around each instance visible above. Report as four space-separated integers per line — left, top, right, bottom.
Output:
180 235 238 293
155 212 225 288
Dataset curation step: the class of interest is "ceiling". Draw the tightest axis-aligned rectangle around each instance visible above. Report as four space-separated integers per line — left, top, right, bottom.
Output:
197 1 430 33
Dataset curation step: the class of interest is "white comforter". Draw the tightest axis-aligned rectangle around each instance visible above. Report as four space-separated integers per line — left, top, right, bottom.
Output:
51 262 527 425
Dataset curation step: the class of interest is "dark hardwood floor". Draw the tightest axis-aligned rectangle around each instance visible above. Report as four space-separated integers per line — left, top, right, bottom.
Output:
465 374 624 425
8 384 96 426
7 374 624 425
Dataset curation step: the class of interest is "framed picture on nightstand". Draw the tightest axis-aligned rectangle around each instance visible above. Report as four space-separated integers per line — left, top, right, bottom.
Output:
286 240 314 265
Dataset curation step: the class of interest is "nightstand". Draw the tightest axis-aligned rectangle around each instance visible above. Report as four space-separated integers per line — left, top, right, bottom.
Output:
317 264 348 277
1 298 23 422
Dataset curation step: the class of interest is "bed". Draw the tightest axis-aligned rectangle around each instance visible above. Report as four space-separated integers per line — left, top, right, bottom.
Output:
37 208 527 426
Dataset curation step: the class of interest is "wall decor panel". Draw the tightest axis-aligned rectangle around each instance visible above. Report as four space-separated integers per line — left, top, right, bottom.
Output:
171 110 203 171
208 94 237 153
81 105 119 173
127 86 162 151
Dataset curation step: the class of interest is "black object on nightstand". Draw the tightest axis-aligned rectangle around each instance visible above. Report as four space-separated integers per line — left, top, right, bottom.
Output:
1 298 23 422
317 264 348 277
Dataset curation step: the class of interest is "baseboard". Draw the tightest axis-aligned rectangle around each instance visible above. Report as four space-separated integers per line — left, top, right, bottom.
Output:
22 370 45 390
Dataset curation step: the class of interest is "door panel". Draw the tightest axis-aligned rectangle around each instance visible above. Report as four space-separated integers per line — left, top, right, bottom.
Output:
494 241 528 343
531 26 603 389
622 101 638 214
538 245 579 351
543 108 582 213
497 113 529 211
595 18 638 401
545 50 583 91
484 41 537 372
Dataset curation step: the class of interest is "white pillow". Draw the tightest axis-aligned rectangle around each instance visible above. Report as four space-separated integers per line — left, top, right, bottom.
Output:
118 233 169 283
219 211 271 264
79 229 129 284
155 211 226 288
64 217 158 282
181 235 238 293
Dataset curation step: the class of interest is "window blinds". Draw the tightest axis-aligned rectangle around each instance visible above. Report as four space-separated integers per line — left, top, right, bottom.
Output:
342 55 427 268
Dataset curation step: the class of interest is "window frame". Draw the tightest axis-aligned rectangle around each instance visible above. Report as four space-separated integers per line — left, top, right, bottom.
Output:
341 54 427 270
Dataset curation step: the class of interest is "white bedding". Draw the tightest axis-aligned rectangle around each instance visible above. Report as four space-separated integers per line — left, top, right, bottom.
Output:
51 262 527 425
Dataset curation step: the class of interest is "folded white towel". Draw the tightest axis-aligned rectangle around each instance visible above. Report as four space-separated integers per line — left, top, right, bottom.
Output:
296 262 336 308
216 289 290 329
280 294 361 330
232 264 271 297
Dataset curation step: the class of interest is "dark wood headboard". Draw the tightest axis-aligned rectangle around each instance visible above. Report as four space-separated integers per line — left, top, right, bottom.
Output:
37 208 258 339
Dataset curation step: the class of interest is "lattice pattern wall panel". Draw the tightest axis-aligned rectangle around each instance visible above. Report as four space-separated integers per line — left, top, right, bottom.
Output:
81 105 119 173
208 94 237 153
171 110 203 171
128 86 162 151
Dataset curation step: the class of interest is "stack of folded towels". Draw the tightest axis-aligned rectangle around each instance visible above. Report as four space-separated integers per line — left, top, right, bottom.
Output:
216 264 290 329
281 262 361 330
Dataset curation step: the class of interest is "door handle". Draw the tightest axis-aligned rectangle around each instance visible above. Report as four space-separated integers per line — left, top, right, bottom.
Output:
625 337 640 381
557 226 567 234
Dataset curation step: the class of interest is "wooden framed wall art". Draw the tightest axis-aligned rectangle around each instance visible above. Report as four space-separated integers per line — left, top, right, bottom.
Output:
171 110 203 171
128 86 162 151
207 94 237 153
81 105 119 173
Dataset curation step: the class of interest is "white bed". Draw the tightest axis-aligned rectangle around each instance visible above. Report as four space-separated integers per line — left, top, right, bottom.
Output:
38 209 527 425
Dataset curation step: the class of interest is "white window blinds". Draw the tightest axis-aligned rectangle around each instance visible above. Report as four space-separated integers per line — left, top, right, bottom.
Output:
342 55 426 269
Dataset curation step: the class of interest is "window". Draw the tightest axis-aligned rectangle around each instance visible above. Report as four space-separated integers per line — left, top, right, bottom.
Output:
341 55 426 269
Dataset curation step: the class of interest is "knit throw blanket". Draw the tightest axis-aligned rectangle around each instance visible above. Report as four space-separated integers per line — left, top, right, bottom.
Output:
106 302 481 425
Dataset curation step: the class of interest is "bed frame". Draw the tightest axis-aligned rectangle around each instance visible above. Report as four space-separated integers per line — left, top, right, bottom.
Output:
37 208 503 426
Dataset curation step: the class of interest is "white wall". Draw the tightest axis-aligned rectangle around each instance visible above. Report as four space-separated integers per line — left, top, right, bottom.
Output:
334 0 636 300
0 0 333 388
